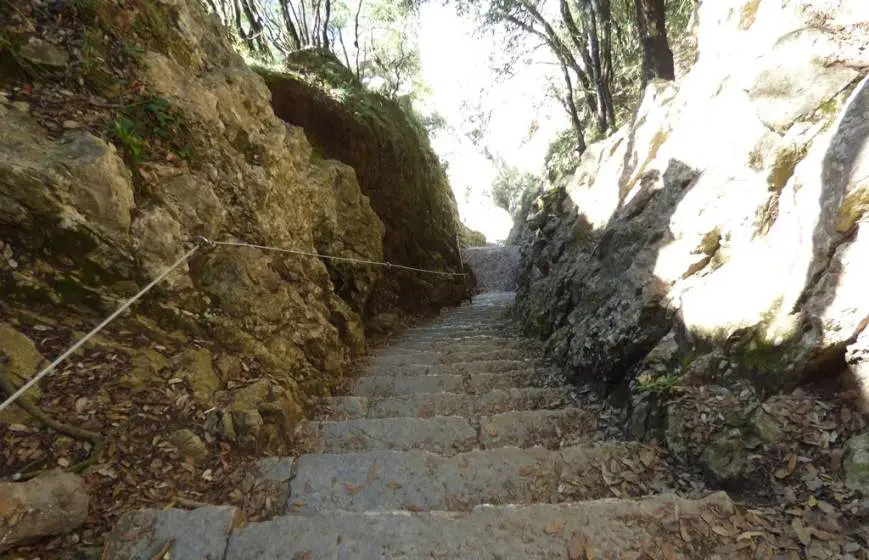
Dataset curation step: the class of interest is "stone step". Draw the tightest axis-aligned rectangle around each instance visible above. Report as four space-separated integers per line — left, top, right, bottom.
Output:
300 416 479 456
350 370 545 398
317 387 574 420
300 408 597 455
281 443 670 514
479 408 596 449
393 334 523 346
358 359 533 377
225 493 737 559
364 347 536 367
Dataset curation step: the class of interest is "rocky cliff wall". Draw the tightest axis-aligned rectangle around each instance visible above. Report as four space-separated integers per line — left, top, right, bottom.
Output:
256 52 472 319
514 0 869 481
0 0 465 465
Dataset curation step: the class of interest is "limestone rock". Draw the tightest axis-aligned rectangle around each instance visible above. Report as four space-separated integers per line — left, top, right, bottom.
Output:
169 429 209 463
0 470 89 552
701 430 746 481
17 37 69 69
177 348 220 403
843 432 869 492
258 53 472 316
122 348 171 389
513 0 869 393
0 323 44 399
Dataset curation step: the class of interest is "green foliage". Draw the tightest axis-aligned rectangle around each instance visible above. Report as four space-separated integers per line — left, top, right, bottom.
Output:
109 96 195 166
635 372 680 394
544 128 582 182
491 164 539 216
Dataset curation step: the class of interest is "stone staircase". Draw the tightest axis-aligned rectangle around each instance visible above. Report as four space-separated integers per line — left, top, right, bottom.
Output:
103 292 740 559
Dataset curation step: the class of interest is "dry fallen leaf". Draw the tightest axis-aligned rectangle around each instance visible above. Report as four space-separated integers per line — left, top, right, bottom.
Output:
544 521 565 535
791 518 811 546
567 532 591 560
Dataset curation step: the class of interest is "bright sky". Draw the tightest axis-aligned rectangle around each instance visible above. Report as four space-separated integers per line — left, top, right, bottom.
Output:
417 3 564 243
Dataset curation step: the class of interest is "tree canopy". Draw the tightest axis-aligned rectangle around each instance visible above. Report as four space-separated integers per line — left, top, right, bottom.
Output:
207 0 425 100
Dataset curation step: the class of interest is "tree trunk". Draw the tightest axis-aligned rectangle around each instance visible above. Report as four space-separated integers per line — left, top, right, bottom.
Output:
322 0 332 49
594 0 617 129
279 0 302 50
634 0 675 84
559 0 607 133
560 63 587 155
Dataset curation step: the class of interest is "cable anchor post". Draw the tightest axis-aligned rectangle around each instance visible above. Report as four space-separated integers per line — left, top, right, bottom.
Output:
193 235 216 252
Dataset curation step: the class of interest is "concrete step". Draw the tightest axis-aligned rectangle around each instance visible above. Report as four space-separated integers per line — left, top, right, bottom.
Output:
300 408 597 455
225 492 737 559
317 387 574 420
281 443 670 514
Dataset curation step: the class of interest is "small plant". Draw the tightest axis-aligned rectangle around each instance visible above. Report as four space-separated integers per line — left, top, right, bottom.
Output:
110 117 146 164
635 373 680 395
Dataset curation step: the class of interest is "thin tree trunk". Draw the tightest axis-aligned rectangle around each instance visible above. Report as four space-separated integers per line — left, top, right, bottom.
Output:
593 0 616 128
634 0 675 84
312 0 322 47
558 0 606 132
354 0 364 78
507 11 599 124
559 61 587 155
322 0 332 49
299 0 310 45
287 2 307 47
337 27 352 69
279 0 302 50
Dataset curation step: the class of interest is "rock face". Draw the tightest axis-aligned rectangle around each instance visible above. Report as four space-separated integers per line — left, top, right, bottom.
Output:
0 0 465 454
257 51 472 317
515 0 868 393
513 0 869 479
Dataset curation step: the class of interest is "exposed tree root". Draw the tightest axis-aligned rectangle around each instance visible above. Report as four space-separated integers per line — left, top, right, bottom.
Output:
0 367 104 479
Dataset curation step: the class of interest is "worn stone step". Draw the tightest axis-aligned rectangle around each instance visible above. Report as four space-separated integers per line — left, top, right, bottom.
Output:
287 447 558 514
300 416 478 455
365 347 536 367
359 359 533 377
282 442 670 514
351 374 465 397
319 387 571 419
225 493 736 559
350 370 545 398
102 506 240 560
301 408 597 455
480 408 596 449
393 334 523 347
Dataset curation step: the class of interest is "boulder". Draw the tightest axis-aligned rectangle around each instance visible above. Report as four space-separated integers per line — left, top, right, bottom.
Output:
0 470 89 552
